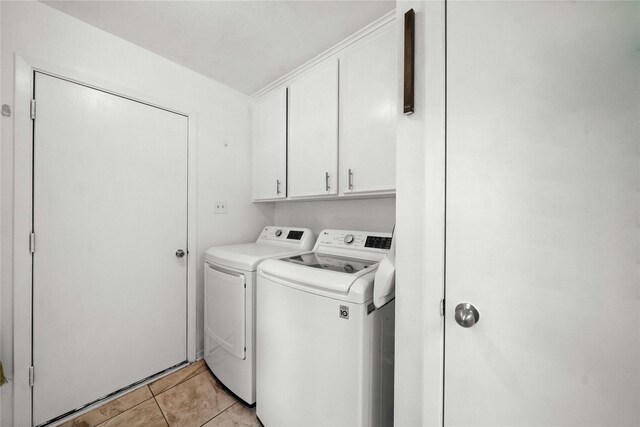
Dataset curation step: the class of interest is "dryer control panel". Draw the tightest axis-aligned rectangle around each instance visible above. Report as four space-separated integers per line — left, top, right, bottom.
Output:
257 226 315 248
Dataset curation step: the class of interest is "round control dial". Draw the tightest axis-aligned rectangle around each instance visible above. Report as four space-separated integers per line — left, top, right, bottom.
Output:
344 234 355 244
275 229 283 237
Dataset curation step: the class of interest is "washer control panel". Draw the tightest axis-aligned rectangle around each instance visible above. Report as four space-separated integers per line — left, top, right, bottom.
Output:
315 229 393 253
364 235 393 250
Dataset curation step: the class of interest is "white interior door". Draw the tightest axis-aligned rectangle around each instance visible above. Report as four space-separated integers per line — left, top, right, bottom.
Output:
445 2 639 426
32 72 188 425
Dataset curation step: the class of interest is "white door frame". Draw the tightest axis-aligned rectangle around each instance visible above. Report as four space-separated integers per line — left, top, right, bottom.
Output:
12 55 198 426
394 2 446 426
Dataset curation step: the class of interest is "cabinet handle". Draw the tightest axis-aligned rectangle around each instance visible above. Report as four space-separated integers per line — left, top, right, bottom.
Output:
276 179 281 195
348 169 354 190
325 172 330 191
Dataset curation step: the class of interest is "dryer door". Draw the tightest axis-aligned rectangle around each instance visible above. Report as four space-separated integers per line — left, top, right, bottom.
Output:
205 263 246 359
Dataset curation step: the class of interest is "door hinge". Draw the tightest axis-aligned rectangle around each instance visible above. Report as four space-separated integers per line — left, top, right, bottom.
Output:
440 298 445 317
29 232 35 254
30 99 36 120
29 366 34 387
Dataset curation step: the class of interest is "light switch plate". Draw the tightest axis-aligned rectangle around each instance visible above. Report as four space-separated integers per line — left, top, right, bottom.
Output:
215 200 227 214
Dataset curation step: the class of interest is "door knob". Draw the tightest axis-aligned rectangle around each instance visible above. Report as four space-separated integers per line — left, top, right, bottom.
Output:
454 303 479 328
175 249 186 258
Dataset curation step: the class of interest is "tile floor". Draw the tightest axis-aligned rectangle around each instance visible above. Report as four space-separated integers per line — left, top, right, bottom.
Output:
60 360 260 427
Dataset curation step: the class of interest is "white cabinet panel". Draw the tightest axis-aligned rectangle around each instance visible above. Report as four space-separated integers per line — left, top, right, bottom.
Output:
341 25 396 194
253 87 287 200
288 59 339 197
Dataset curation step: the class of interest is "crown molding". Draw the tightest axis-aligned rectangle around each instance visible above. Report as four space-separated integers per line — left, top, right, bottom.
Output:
251 10 395 99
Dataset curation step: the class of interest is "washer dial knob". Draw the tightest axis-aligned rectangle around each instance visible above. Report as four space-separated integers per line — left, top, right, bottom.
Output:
275 229 283 237
344 234 355 244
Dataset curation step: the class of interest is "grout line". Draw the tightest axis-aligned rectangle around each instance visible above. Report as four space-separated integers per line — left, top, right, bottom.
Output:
60 363 202 427
93 394 155 427
151 360 209 397
152 386 172 427
74 363 217 427
198 402 238 427
154 369 218 427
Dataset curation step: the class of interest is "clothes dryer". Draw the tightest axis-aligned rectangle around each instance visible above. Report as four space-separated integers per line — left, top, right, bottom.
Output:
204 226 314 404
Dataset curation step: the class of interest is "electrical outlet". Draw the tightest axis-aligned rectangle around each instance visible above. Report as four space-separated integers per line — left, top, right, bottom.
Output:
215 200 227 214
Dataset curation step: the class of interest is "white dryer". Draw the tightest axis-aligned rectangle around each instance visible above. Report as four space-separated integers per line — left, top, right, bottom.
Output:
204 226 314 405
256 229 395 427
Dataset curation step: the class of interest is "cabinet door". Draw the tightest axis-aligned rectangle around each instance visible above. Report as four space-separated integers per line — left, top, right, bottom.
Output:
253 87 287 200
288 59 339 197
341 25 396 194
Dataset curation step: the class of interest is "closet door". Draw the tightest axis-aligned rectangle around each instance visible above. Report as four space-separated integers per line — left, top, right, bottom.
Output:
288 59 339 197
444 2 639 426
32 72 188 425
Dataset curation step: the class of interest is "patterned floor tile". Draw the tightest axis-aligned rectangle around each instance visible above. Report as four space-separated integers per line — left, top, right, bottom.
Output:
203 402 260 427
155 371 237 427
99 398 167 427
59 386 153 427
149 360 209 396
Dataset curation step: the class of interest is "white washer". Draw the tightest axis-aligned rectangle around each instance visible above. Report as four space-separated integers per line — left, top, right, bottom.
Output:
256 229 395 427
204 226 314 405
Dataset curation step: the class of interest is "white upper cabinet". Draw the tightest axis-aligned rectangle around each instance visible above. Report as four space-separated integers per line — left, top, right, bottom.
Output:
250 13 396 201
340 24 396 194
288 59 339 198
252 87 287 200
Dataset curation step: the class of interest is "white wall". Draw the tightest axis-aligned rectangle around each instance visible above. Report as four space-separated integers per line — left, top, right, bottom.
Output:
0 2 272 424
273 198 396 236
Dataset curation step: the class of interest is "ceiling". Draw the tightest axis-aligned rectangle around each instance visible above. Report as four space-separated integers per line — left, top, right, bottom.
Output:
43 1 395 95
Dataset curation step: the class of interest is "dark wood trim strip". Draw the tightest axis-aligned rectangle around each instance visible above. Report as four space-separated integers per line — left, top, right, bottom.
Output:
403 9 415 115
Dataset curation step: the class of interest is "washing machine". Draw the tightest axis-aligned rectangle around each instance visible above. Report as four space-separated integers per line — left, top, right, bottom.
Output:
204 226 314 405
256 229 395 427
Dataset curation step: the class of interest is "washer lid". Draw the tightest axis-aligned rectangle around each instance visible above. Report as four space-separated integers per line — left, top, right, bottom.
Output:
282 253 374 274
205 243 310 272
258 255 379 294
